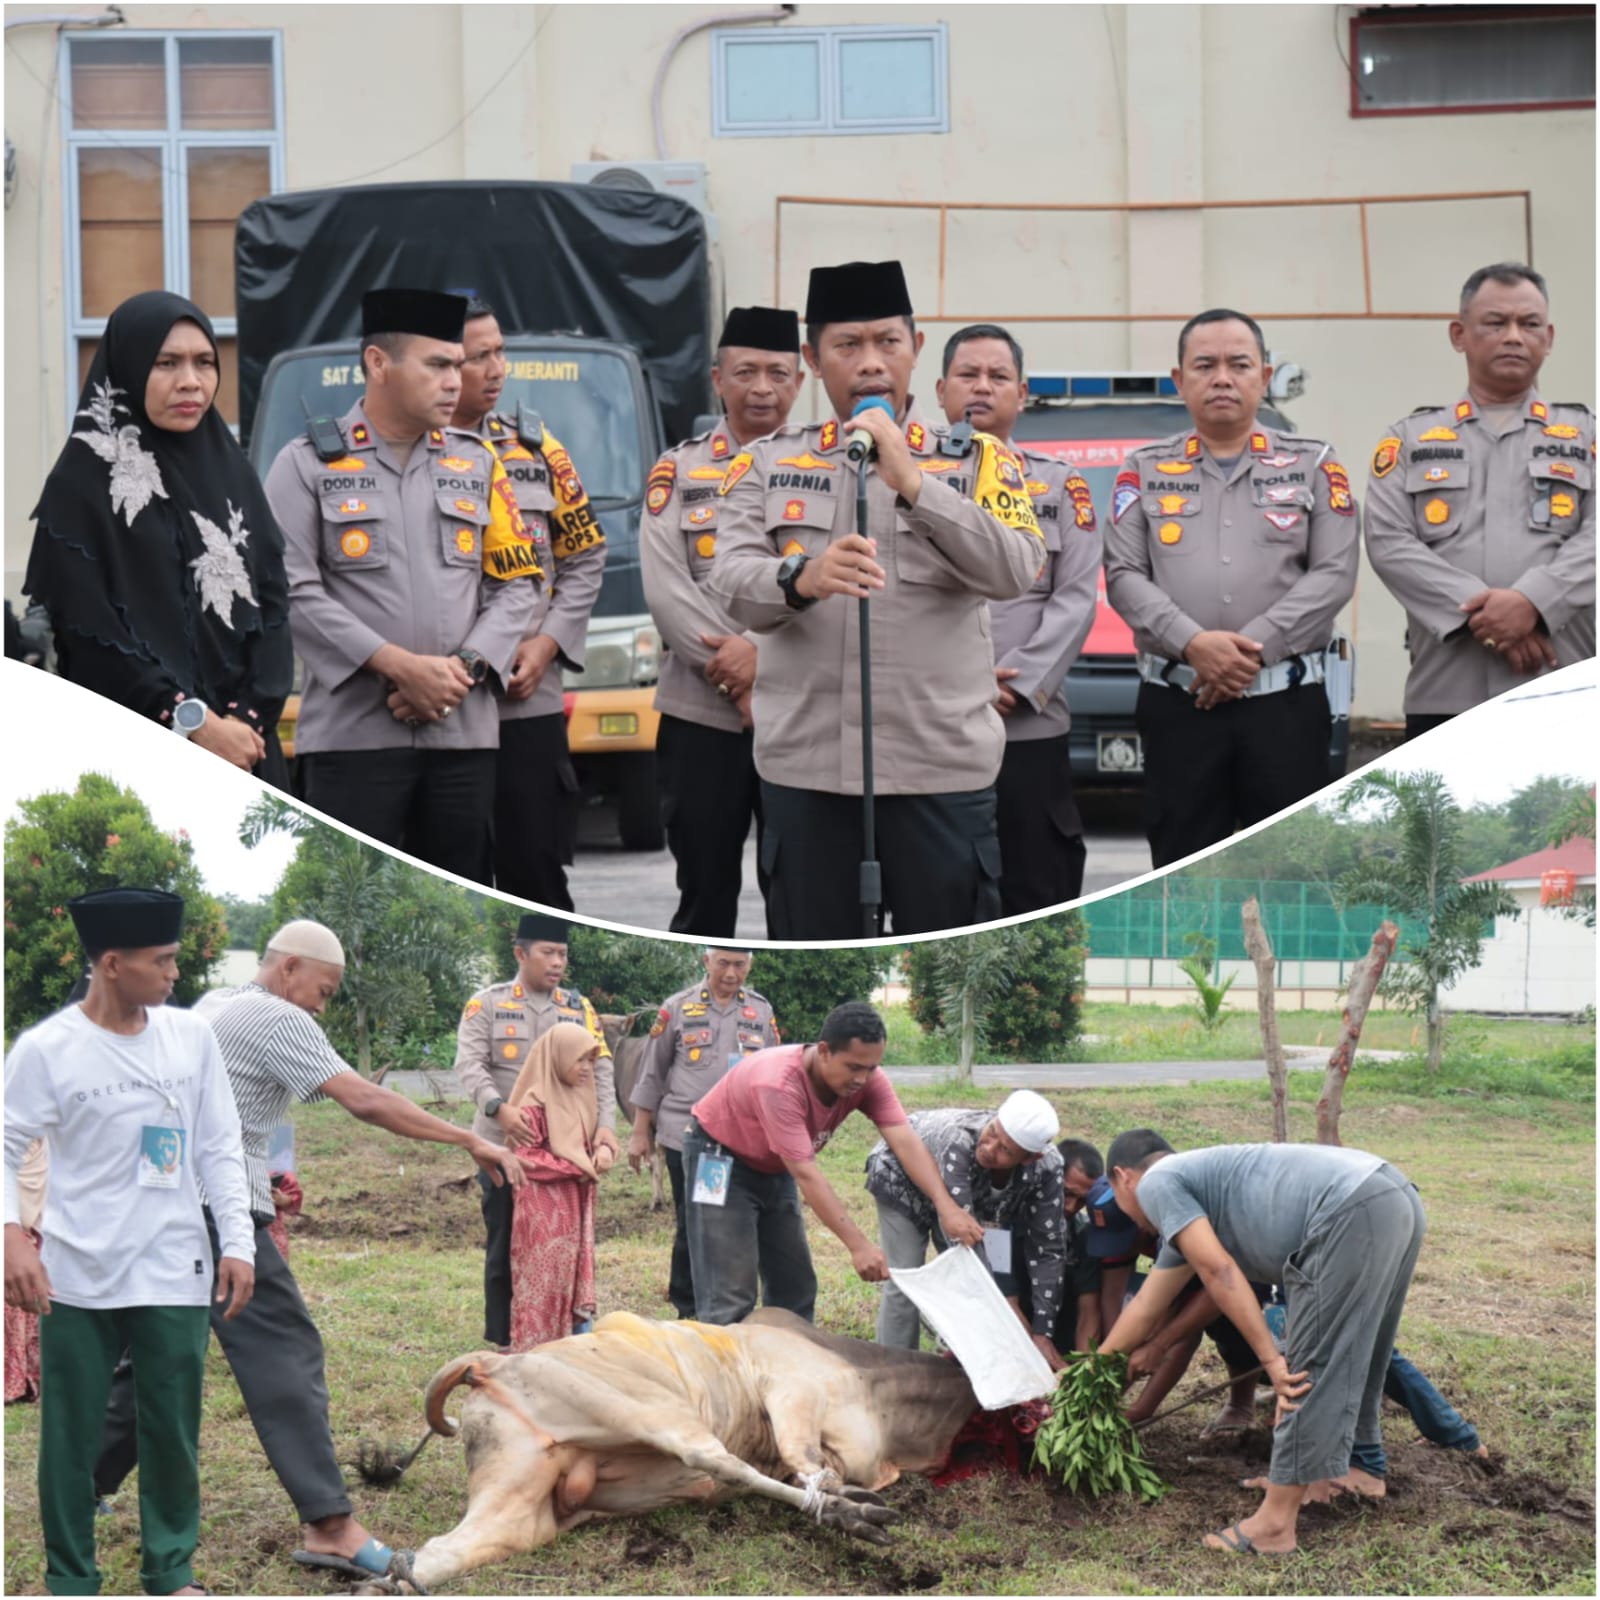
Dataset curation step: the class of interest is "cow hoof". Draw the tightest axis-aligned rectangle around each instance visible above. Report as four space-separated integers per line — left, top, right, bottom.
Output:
819 1491 900 1545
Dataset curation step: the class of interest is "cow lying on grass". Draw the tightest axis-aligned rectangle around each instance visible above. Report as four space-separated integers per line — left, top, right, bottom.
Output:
356 1308 980 1593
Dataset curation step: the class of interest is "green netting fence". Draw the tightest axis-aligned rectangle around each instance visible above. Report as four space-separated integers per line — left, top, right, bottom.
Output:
1084 877 1426 963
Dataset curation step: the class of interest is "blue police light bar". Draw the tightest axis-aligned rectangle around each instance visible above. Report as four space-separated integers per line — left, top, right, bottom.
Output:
1028 372 1180 399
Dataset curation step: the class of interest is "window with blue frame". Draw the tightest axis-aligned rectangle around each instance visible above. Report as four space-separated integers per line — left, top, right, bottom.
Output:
713 24 948 138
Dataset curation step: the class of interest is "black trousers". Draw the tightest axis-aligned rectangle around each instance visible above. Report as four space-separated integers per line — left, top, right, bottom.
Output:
657 714 766 938
995 734 1087 914
493 712 577 909
662 1145 696 1319
299 747 495 883
478 1168 514 1347
1136 682 1331 869
1405 712 1456 741
94 1213 352 1525
759 781 1002 939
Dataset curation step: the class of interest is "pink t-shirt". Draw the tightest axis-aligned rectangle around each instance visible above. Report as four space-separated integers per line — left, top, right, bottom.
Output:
691 1044 907 1174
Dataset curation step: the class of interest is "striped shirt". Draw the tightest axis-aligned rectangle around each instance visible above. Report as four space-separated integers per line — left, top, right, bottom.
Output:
194 982 350 1216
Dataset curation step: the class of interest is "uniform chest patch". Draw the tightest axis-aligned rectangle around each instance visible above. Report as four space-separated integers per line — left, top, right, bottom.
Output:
688 506 715 525
776 453 835 472
1543 424 1581 440
1423 498 1451 524
1157 521 1183 545
1262 511 1301 531
1423 467 1451 482
1259 453 1300 468
441 456 477 472
1548 462 1578 479
324 456 366 473
339 529 371 558
1154 461 1191 475
336 497 368 514
1550 492 1577 518
1417 427 1458 443
782 500 806 520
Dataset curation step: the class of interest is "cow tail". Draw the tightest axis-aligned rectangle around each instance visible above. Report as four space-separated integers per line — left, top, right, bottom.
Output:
425 1351 499 1438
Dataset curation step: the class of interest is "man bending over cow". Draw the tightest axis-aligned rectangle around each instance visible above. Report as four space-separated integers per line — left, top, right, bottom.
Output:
1098 1129 1427 1557
865 1091 1067 1371
94 920 523 1586
682 1001 984 1323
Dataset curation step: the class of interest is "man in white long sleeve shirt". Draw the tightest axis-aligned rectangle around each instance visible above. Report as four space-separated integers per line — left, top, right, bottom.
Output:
3 887 254 1598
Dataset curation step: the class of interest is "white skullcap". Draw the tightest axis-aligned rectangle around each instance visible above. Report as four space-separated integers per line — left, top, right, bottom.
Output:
994 1090 1060 1154
266 920 346 968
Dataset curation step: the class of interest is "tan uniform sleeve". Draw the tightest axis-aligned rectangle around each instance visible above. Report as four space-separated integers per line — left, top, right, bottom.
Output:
705 447 800 633
580 996 617 1134
1239 448 1360 662
452 996 498 1112
1362 428 1482 642
628 1004 679 1115
901 437 1041 599
1103 463 1205 661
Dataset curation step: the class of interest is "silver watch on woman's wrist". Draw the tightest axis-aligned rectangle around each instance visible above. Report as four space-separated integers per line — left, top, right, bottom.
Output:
173 698 209 738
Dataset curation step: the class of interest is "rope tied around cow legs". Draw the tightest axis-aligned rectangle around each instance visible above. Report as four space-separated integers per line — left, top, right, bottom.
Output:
798 1470 830 1521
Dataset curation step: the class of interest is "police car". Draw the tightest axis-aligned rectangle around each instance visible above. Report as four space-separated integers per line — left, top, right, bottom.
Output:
1010 366 1350 786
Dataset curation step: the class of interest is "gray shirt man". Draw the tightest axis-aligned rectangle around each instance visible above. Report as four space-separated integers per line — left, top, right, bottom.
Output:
629 982 780 1151
265 401 536 753
1363 391 1595 714
1140 1142 1386 1285
1103 425 1359 667
707 403 1044 795
992 450 1102 741
640 422 755 734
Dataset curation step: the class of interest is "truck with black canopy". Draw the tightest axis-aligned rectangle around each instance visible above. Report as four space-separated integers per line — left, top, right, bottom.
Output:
235 180 716 847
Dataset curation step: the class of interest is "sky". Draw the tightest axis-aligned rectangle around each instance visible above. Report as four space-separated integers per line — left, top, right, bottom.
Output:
2 661 296 899
2 655 1594 914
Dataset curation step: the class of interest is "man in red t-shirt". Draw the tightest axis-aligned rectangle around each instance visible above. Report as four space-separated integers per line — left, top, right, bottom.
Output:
682 1000 983 1324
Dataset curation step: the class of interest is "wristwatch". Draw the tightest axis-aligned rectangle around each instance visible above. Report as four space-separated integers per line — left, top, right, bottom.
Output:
455 648 489 687
173 698 209 738
776 551 815 611
483 1096 505 1119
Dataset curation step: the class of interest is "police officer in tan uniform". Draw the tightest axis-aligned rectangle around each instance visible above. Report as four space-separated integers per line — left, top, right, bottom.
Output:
452 913 617 1349
709 261 1044 938
937 323 1100 911
1364 263 1595 740
1104 308 1358 868
450 298 607 907
266 289 538 881
626 947 780 1317
640 308 802 936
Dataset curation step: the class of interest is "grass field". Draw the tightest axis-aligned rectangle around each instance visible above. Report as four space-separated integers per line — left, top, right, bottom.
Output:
881 999 1594 1068
5 1065 1594 1596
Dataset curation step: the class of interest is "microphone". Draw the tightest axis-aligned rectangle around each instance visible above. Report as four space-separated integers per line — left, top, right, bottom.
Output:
845 395 895 463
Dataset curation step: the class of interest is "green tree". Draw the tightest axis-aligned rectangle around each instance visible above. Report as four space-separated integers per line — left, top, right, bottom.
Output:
245 804 483 1077
906 913 1087 1062
1336 770 1519 1071
5 773 226 1035
1504 774 1591 858
1545 787 1596 929
910 926 1031 1079
750 947 890 1043
217 893 273 952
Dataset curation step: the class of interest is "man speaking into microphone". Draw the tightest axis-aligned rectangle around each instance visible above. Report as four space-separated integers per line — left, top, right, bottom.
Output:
709 260 1044 938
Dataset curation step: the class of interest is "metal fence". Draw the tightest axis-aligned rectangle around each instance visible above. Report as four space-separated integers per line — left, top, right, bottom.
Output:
1084 877 1425 964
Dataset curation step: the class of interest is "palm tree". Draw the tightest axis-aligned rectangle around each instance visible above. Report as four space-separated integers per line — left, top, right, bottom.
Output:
923 926 1031 1081
1336 770 1518 1071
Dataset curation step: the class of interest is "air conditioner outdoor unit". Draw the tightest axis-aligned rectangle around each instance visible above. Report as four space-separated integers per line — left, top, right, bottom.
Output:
570 160 715 236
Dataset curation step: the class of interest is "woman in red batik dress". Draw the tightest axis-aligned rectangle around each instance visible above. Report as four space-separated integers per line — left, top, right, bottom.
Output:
504 1022 614 1350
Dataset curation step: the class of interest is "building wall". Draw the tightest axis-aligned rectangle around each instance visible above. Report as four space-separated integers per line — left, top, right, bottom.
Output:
1440 883 1597 1015
5 3 1593 717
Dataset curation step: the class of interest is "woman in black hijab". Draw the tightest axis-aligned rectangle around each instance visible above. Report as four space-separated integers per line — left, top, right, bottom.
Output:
26 290 293 785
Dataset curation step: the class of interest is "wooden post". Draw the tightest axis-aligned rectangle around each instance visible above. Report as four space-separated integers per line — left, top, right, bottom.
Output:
1241 898 1288 1143
1316 921 1400 1145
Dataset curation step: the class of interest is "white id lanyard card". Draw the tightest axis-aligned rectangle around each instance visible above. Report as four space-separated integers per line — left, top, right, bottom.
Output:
137 1125 187 1189
982 1227 1013 1274
692 1151 734 1206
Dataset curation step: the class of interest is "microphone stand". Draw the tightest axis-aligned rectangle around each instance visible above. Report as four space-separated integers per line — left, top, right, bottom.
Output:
856 459 882 938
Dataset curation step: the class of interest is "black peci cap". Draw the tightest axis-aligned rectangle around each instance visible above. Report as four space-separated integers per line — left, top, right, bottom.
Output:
515 913 572 946
718 306 801 354
360 288 469 343
68 887 185 951
804 260 913 327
